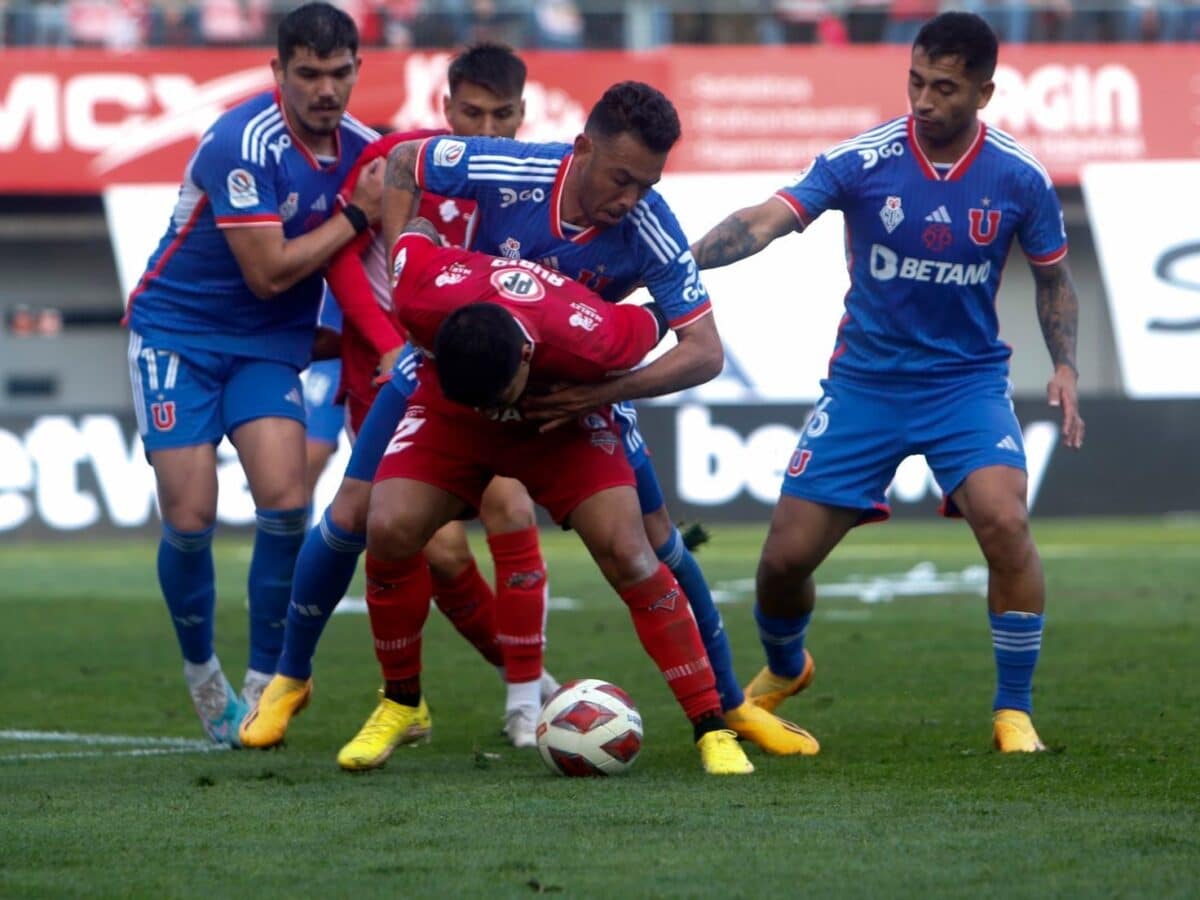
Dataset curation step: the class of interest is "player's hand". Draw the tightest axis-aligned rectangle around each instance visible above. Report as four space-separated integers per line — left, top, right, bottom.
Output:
1047 364 1084 450
381 341 422 398
349 159 385 225
377 343 407 379
522 384 614 432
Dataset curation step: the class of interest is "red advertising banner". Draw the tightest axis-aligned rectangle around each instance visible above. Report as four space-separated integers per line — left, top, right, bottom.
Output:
0 45 1194 192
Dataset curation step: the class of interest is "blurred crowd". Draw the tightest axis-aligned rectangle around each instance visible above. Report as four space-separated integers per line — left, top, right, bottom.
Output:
2 0 1197 49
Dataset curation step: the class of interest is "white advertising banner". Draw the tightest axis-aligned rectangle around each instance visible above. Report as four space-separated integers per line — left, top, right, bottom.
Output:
106 173 855 403
1083 160 1200 398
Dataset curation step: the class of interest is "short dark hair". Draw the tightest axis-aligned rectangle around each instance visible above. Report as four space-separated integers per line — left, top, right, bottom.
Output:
914 12 998 81
277 2 359 66
585 81 681 155
433 303 526 408
448 42 527 99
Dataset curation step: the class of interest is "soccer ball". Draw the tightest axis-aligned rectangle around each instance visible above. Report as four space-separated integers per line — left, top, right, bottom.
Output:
535 678 643 777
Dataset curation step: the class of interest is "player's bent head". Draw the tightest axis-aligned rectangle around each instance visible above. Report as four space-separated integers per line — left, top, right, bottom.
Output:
914 12 998 82
277 2 359 66
586 81 681 155
449 42 527 101
434 303 528 408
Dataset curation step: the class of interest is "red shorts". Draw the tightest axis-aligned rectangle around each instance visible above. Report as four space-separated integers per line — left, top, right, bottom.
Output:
373 382 634 524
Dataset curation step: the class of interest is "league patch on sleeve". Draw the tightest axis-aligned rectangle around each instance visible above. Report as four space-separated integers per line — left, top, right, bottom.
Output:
433 139 466 167
227 168 259 208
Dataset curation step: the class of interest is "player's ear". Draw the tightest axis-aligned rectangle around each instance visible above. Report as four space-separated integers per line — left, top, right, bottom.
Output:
442 92 452 120
977 78 995 111
515 98 526 129
573 133 592 159
270 57 285 88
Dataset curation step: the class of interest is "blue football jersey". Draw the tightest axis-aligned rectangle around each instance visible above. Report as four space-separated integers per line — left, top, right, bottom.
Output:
126 91 376 368
414 135 711 329
776 115 1067 382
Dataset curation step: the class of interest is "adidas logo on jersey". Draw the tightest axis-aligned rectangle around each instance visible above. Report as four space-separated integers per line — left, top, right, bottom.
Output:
284 387 303 407
925 205 952 223
995 435 1021 452
311 195 328 213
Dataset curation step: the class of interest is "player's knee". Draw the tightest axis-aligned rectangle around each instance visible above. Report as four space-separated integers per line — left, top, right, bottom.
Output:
366 504 427 562
329 478 371 534
423 528 473 580
479 490 536 533
757 538 817 587
593 528 660 589
974 505 1032 562
640 505 672 548
161 505 217 534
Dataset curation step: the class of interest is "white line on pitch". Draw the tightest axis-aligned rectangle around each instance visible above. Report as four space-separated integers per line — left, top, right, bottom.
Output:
0 729 215 749
2 746 228 763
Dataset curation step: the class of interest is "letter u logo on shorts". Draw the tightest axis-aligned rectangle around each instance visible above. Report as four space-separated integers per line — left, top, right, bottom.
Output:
151 401 177 431
968 208 1002 246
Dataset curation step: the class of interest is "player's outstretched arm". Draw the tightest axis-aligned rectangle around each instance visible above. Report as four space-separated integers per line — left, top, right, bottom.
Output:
689 199 797 271
1032 257 1085 450
383 140 424 268
222 159 384 299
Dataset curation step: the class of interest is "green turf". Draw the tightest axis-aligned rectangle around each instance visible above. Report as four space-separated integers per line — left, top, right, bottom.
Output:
1 519 1198 898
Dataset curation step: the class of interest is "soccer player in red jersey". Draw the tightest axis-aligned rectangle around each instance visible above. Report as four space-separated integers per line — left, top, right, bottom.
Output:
241 44 558 751
335 219 754 775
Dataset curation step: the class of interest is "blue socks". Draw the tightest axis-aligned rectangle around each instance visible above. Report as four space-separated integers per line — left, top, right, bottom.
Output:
246 507 308 675
655 527 744 711
276 507 366 679
158 523 216 664
755 606 812 679
990 610 1043 713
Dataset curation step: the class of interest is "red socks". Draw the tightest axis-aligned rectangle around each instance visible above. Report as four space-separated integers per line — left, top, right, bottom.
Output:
365 553 432 690
620 564 721 723
488 527 548 685
431 559 503 668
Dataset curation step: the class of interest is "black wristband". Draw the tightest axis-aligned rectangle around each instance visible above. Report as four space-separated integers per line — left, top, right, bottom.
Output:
341 203 369 235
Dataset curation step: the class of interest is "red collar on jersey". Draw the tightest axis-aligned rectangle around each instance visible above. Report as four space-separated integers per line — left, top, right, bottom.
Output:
907 116 986 183
549 152 601 244
273 88 342 171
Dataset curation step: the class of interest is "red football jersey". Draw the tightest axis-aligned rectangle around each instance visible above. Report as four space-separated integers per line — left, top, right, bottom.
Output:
328 130 479 426
391 231 664 395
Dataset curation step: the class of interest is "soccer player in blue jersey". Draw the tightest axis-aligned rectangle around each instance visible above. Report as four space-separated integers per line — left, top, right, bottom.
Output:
689 11 1086 752
362 80 819 759
123 2 380 746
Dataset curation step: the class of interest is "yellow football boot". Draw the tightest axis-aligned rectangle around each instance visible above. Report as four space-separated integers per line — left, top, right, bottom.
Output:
744 649 816 714
992 709 1046 753
696 728 755 775
337 693 431 771
238 675 312 749
724 701 820 756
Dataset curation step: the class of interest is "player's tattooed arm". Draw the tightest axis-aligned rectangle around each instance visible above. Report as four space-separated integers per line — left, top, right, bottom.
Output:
1033 258 1079 375
689 199 797 270
1032 257 1086 450
383 139 424 263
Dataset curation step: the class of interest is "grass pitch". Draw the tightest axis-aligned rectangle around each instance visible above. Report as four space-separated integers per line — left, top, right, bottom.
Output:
1 519 1198 898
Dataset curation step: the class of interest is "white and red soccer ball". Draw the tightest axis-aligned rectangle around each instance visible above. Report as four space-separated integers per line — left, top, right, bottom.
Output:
536 678 643 776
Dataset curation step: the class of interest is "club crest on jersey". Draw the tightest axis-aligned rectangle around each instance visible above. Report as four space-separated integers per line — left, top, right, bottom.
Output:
490 268 545 302
150 401 176 432
227 168 258 208
879 196 904 233
568 302 602 332
968 208 1003 245
923 223 952 252
434 261 471 287
438 199 461 223
580 413 608 431
499 237 521 260
433 139 466 167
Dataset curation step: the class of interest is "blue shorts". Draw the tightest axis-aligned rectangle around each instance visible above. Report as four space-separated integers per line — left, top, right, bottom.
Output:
128 330 305 453
303 359 344 447
781 375 1027 523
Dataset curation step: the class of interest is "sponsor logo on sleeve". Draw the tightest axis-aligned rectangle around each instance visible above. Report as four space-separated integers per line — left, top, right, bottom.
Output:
279 191 299 222
227 168 259 208
433 139 466 167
